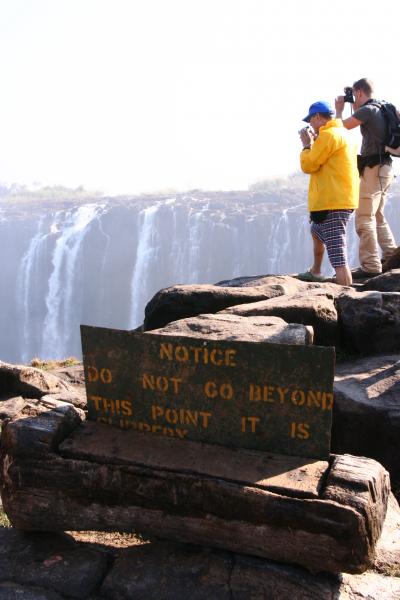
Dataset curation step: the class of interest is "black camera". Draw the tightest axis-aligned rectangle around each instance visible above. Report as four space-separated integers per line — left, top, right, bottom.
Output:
344 86 355 103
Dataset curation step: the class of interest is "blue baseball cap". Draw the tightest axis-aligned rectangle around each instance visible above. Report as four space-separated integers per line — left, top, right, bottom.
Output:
303 101 334 123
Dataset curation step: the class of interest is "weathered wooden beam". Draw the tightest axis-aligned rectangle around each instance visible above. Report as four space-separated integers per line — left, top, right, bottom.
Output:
0 400 390 575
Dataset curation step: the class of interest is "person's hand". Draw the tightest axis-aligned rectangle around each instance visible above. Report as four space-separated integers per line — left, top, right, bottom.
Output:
299 127 313 147
335 96 345 116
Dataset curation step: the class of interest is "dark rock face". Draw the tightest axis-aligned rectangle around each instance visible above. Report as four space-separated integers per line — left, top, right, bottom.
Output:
382 248 400 273
361 268 400 292
332 354 400 482
336 289 400 354
100 542 233 600
0 529 108 599
148 313 314 345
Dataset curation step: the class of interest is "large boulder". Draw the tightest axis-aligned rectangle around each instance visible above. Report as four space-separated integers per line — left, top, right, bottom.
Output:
0 361 84 406
332 354 400 483
143 278 313 330
336 290 400 354
220 292 337 346
147 312 314 345
361 269 400 292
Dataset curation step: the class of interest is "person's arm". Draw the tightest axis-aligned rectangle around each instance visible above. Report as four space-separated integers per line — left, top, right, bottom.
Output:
335 96 363 130
300 131 335 174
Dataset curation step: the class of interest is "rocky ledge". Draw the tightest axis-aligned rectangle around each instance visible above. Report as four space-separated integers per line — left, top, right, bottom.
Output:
0 269 400 598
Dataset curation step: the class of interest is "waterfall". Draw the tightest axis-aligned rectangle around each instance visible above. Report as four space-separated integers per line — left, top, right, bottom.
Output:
41 203 102 359
129 203 161 328
17 215 50 362
1 186 399 364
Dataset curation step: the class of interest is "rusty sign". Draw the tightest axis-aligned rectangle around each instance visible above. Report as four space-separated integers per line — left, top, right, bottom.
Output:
81 325 335 459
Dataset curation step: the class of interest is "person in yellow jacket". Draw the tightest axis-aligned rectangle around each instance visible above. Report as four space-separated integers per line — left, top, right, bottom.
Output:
298 100 359 285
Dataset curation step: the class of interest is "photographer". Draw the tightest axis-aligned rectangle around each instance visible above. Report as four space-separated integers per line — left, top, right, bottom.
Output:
298 101 359 286
335 78 397 279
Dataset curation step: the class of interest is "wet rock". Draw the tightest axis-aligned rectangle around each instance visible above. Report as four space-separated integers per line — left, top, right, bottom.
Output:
336 289 400 354
332 354 400 482
148 312 314 345
220 292 337 346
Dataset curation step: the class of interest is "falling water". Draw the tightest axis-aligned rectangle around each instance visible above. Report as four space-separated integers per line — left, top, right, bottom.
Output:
129 203 160 328
41 203 102 359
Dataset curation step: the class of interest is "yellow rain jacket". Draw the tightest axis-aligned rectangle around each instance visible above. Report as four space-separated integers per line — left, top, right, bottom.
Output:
300 119 359 212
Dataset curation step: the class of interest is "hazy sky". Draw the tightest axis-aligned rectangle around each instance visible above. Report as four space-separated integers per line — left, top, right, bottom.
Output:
1 0 399 195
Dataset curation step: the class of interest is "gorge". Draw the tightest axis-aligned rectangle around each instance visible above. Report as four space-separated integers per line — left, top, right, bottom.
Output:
1 178 399 364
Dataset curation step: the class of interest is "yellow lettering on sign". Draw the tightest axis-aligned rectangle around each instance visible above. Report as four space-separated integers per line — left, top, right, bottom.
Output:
159 343 173 360
277 387 289 403
118 418 189 439
204 381 234 400
89 395 132 417
151 404 212 429
241 416 260 433
248 384 274 402
158 343 237 367
87 366 112 384
290 422 310 439
142 373 183 394
291 390 305 406
88 366 99 382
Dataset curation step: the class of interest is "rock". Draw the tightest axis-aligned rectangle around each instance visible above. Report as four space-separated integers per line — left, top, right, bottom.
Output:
336 289 400 354
1 406 391 574
332 354 400 482
46 364 85 389
100 542 232 599
0 361 78 401
215 274 309 290
147 313 314 345
382 248 400 272
374 493 400 577
361 268 400 292
41 391 86 411
220 292 337 346
0 528 108 599
143 280 310 330
99 506 400 600
0 397 27 421
0 582 64 600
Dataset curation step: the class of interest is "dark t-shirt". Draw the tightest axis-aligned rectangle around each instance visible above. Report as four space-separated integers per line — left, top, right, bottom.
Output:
353 101 387 156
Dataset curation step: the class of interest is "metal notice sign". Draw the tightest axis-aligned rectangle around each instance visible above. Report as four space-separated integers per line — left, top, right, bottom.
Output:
81 325 335 459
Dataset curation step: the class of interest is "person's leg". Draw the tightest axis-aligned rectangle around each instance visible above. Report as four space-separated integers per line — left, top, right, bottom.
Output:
375 164 397 260
311 231 325 276
334 265 352 285
324 210 353 285
356 166 385 274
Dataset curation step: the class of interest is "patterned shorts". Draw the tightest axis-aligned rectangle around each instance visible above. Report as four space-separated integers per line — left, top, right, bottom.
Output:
311 210 353 268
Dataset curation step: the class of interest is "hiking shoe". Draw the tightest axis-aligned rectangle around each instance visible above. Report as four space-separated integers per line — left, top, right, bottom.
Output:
296 269 325 282
351 267 381 280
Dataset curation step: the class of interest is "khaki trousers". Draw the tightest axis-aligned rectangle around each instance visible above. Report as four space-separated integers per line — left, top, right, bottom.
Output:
355 164 397 273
